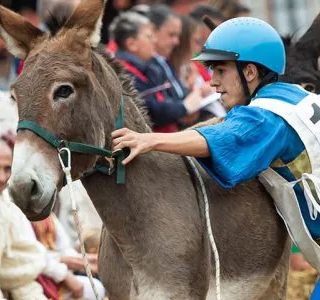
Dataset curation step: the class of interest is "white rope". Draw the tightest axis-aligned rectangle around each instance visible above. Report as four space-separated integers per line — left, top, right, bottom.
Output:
289 173 320 220
58 148 103 300
186 157 221 300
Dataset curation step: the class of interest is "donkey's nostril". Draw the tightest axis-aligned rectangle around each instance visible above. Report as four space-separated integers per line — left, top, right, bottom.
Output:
31 179 38 196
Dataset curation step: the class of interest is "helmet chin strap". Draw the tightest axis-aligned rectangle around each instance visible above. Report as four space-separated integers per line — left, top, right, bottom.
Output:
235 61 278 106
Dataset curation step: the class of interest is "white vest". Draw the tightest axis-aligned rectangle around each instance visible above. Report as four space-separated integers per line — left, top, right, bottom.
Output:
250 93 320 271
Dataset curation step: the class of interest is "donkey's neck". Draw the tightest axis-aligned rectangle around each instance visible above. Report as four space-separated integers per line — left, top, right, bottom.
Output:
93 50 151 136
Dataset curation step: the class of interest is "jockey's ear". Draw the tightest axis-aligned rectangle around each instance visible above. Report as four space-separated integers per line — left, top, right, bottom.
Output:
63 0 106 48
0 5 44 59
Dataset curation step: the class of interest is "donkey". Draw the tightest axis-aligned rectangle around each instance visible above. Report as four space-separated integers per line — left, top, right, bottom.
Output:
0 1 290 299
281 11 320 94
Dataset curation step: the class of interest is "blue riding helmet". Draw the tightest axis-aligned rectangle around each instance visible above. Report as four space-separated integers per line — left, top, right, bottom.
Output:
193 17 286 75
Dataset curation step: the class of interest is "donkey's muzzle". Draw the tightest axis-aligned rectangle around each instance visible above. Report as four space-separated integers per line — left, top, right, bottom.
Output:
8 172 57 221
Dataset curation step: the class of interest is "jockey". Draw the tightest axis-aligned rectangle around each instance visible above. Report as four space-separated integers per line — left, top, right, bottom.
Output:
112 17 320 299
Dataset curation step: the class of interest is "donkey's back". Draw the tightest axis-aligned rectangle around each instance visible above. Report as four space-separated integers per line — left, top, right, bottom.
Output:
97 156 289 300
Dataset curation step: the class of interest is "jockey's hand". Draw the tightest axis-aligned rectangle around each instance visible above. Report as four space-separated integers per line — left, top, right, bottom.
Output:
112 128 154 165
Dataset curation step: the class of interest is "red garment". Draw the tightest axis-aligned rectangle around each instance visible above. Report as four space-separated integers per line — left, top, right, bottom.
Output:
106 39 118 54
153 124 178 132
17 60 24 75
37 275 60 300
194 61 211 82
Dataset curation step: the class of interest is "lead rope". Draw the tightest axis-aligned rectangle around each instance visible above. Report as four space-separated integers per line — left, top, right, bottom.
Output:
186 157 221 300
58 148 102 300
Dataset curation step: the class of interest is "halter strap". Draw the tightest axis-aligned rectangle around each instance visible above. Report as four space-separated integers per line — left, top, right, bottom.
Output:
17 96 126 184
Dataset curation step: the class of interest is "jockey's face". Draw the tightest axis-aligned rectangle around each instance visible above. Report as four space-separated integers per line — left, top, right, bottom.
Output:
209 61 246 110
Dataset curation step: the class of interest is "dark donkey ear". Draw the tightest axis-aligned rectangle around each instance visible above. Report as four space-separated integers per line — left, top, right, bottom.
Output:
63 0 106 48
0 5 44 59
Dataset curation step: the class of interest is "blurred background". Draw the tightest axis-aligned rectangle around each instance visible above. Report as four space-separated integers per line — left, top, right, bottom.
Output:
3 0 320 40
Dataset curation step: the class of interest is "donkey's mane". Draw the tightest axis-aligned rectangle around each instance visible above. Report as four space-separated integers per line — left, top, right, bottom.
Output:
45 14 150 124
95 47 150 124
45 9 70 36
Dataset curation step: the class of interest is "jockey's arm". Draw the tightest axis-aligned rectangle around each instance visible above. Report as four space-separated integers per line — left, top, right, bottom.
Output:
112 128 210 165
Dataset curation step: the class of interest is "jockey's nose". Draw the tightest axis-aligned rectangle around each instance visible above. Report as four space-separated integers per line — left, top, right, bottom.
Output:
210 74 219 88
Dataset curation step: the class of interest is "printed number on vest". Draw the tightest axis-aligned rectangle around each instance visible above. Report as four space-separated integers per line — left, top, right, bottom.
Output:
310 103 320 124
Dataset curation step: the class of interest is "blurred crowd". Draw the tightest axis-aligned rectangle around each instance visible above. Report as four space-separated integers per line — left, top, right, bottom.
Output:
0 0 317 300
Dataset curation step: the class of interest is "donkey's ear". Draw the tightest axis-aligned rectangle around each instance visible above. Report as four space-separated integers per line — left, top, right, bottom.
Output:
64 0 105 47
0 5 44 59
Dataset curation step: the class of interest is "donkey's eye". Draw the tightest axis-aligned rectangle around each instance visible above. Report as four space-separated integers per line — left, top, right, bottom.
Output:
53 85 74 101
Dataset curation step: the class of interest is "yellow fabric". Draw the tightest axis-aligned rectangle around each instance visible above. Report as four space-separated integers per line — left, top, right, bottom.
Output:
271 149 312 177
271 150 312 189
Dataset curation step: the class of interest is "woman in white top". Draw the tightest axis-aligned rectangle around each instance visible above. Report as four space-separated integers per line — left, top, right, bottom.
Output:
0 133 48 300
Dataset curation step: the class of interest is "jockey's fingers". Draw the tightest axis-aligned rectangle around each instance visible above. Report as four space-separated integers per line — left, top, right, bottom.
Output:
122 148 139 165
111 127 131 138
112 134 135 147
113 140 137 151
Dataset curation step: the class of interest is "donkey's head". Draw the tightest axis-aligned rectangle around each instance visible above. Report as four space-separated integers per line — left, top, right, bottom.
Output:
281 12 320 93
0 0 123 220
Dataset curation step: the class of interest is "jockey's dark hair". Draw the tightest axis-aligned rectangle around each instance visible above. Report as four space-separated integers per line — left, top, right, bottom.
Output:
204 60 278 82
109 12 150 51
190 4 225 23
147 4 176 30
237 61 278 82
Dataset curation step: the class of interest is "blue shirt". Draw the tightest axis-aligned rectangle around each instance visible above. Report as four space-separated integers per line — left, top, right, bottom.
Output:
195 82 320 238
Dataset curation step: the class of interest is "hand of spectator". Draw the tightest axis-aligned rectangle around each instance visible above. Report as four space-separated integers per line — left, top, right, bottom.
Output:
290 253 313 271
183 88 203 114
64 271 84 299
61 256 84 272
61 255 98 274
87 253 98 264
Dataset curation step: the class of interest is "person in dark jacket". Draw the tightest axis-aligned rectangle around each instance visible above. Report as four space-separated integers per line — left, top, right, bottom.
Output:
110 11 202 132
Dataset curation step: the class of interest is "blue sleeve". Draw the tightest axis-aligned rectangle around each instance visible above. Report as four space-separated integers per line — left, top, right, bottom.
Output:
194 106 290 188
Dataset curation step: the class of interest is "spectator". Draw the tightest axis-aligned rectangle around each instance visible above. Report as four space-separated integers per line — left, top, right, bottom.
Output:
290 243 313 271
32 214 105 300
169 15 203 88
189 4 225 83
0 38 19 91
169 15 225 120
110 11 202 132
147 4 206 128
220 0 251 19
0 133 48 300
58 180 102 247
190 4 225 47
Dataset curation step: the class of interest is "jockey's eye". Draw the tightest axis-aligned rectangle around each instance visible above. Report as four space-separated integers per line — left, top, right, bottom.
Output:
53 85 74 101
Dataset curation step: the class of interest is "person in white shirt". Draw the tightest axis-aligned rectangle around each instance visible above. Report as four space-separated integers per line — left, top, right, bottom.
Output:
0 133 48 300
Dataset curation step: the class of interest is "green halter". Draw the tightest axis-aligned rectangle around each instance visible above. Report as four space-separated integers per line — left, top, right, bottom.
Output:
17 97 126 184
